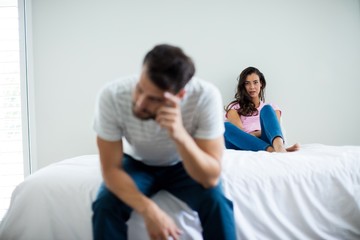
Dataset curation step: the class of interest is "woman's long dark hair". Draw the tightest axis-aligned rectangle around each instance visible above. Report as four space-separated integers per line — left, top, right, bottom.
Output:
225 66 266 116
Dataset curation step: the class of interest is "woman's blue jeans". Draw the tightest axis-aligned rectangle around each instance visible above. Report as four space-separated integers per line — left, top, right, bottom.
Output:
224 104 284 151
92 154 236 240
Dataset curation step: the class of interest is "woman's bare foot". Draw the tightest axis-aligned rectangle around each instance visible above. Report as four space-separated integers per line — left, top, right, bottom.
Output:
265 146 275 152
266 141 300 153
273 137 287 152
286 143 300 152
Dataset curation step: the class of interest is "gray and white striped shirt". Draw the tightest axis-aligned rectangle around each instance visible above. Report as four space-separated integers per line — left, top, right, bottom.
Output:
94 75 224 166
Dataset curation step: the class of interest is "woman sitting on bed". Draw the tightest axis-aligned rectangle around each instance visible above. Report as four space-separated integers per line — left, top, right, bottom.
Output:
224 66 300 152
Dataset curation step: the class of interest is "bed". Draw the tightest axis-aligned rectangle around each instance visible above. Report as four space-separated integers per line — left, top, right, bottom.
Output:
0 144 360 240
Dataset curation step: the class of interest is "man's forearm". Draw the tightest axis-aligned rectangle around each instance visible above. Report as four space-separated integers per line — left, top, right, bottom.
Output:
97 137 152 214
174 133 222 188
102 168 152 214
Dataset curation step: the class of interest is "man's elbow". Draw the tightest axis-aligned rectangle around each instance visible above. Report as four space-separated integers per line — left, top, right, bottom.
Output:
201 163 222 188
201 176 220 189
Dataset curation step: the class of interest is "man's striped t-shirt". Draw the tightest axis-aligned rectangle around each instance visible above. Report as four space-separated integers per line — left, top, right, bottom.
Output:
94 75 224 166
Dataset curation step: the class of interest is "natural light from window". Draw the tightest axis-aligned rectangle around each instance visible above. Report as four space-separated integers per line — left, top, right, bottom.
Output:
0 0 24 221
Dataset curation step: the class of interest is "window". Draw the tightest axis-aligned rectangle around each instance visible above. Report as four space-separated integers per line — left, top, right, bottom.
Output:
0 0 28 221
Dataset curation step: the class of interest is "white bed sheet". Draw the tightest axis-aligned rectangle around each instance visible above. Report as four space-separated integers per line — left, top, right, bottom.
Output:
0 144 359 240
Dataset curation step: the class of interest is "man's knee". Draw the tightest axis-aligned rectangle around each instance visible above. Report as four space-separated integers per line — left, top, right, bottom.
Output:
200 185 231 206
92 185 131 218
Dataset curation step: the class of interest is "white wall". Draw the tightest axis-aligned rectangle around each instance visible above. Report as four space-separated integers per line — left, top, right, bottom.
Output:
27 0 360 169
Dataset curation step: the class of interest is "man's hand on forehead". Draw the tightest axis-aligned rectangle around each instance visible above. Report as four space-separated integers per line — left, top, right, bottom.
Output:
163 92 180 107
155 91 186 141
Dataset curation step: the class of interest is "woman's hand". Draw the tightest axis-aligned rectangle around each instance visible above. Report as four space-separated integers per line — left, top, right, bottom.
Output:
250 130 261 138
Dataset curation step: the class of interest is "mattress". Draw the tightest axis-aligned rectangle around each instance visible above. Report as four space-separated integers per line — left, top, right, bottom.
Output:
0 144 359 240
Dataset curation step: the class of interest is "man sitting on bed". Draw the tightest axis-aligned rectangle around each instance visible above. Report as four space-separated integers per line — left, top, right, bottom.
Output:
92 44 236 240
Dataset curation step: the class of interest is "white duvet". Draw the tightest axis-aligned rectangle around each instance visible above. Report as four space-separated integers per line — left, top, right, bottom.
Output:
0 144 360 240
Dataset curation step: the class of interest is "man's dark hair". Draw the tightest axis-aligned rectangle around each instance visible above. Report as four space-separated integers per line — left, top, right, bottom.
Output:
143 44 195 93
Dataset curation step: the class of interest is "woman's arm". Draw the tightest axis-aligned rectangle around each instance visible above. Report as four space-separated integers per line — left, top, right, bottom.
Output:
226 109 244 130
227 109 263 136
275 110 281 123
